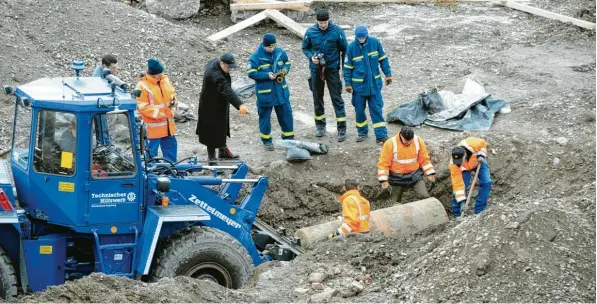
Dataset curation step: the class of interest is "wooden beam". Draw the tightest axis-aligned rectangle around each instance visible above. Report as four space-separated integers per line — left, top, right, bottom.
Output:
492 0 596 30
231 0 312 11
264 9 307 38
207 11 269 42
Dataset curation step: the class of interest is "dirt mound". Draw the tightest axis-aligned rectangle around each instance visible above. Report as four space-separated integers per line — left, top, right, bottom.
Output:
16 273 247 303
241 185 596 303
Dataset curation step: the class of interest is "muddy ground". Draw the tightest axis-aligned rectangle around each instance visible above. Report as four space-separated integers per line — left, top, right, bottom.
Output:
1 0 595 302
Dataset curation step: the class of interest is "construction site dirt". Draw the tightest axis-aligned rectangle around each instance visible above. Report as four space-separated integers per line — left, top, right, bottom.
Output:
1 0 595 302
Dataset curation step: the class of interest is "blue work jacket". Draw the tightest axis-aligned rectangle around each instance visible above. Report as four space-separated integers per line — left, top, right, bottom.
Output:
343 36 392 96
247 44 291 107
302 22 348 71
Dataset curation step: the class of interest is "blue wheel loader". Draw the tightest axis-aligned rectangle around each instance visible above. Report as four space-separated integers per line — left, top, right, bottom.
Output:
0 60 303 300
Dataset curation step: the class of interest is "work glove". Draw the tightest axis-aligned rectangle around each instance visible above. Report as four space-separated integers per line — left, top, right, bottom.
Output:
477 156 486 164
380 181 391 194
239 104 249 115
345 86 353 94
427 174 436 182
328 231 339 240
385 77 392 86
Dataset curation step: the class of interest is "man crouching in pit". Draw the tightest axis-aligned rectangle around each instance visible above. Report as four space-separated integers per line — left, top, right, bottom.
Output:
328 179 371 239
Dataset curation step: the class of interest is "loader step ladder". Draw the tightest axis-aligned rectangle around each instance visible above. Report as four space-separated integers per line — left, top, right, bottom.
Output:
92 226 139 278
254 218 305 256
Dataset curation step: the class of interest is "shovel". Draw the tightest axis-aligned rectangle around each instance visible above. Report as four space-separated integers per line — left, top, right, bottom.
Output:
461 164 481 218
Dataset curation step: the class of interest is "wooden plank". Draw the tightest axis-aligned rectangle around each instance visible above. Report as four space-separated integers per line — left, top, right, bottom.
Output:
264 9 307 38
493 0 596 30
231 1 312 11
207 11 269 42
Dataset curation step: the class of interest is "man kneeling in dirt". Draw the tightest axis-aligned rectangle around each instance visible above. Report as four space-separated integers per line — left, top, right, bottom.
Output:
328 179 371 239
377 126 436 203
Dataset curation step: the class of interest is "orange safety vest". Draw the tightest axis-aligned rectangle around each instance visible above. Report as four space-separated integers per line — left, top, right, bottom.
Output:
135 74 177 139
449 137 488 202
336 190 371 235
377 135 435 182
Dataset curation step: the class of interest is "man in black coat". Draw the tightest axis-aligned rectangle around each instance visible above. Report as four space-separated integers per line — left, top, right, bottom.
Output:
196 53 249 165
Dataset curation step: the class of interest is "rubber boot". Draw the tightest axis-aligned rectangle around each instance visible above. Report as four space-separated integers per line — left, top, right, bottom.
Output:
218 146 240 159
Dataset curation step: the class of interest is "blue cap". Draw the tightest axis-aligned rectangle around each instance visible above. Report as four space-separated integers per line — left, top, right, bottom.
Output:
220 53 238 69
147 58 164 75
355 24 369 39
263 33 277 47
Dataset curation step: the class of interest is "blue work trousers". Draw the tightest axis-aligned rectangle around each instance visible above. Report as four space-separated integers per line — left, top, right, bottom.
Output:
310 68 346 131
258 103 294 144
352 93 387 140
452 161 492 216
147 135 178 163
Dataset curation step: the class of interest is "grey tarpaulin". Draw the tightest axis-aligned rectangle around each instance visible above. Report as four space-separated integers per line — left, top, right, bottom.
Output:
386 78 510 131
232 77 255 99
274 139 329 163
286 147 312 162
274 139 329 154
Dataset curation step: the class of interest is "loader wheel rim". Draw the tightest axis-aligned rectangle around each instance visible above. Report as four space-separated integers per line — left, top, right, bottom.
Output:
185 262 233 288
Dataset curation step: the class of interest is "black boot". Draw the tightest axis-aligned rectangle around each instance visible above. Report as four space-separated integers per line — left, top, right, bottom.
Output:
207 147 218 166
218 146 240 159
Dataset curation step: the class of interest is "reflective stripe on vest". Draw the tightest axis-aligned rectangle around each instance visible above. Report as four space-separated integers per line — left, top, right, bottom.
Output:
137 81 155 105
391 135 420 164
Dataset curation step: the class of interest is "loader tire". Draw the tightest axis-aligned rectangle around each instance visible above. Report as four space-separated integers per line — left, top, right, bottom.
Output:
0 247 18 301
151 227 254 289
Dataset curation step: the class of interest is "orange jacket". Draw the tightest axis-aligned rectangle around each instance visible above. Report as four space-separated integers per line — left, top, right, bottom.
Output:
377 135 435 182
336 190 370 235
449 137 488 202
135 74 176 139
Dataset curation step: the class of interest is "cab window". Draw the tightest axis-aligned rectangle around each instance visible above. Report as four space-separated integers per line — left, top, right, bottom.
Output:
33 111 77 176
91 113 136 179
11 103 33 169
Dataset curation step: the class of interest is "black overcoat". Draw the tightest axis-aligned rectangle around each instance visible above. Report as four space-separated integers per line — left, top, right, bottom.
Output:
196 59 243 148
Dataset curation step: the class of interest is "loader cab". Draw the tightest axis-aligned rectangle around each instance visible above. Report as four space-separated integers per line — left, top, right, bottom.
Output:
7 64 144 232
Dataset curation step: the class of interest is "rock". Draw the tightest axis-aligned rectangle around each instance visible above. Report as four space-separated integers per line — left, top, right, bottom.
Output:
294 287 310 295
340 289 357 298
350 281 364 293
476 252 491 276
311 282 325 290
553 157 560 165
506 221 520 229
146 0 201 19
554 137 569 146
310 288 339 303
308 272 326 283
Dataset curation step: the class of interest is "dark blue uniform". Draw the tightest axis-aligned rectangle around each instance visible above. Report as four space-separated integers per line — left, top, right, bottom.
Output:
343 36 391 141
248 44 294 145
302 22 349 133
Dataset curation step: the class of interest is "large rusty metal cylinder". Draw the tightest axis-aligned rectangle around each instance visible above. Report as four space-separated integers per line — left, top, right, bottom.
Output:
295 198 449 247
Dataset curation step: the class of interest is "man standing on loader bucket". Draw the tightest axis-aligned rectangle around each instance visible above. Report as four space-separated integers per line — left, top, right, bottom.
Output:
135 58 178 162
196 53 249 165
302 9 349 142
328 179 371 239
343 25 392 145
247 33 294 151
377 126 436 203
449 137 492 217
92 54 118 77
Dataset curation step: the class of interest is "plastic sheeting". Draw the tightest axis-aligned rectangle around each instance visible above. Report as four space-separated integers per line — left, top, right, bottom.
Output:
274 139 329 163
387 79 510 131
286 147 312 162
232 77 255 99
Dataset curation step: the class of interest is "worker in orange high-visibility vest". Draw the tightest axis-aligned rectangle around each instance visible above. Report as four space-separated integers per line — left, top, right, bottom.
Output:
450 137 492 217
135 58 178 162
377 126 436 203
329 179 371 239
